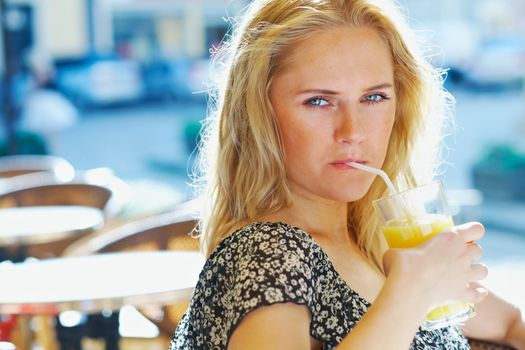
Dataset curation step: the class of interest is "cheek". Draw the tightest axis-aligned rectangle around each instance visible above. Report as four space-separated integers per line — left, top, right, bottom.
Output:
281 130 312 162
381 104 396 134
383 120 395 145
280 117 321 159
371 115 396 156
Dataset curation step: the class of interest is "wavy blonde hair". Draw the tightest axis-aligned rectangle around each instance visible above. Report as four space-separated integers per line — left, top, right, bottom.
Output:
194 0 453 272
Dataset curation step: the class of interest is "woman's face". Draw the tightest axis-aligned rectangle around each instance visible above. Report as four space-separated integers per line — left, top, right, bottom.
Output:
270 26 396 203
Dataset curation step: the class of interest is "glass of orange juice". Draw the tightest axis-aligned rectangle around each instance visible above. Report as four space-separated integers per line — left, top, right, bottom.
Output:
373 181 475 330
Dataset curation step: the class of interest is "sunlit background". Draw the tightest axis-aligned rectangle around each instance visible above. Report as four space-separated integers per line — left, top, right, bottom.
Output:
1 0 524 347
1 0 525 199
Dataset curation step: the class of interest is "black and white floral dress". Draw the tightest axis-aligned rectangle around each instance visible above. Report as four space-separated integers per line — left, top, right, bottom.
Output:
170 222 470 349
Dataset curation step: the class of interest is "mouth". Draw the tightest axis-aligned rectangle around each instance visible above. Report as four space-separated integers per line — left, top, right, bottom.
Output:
331 159 368 170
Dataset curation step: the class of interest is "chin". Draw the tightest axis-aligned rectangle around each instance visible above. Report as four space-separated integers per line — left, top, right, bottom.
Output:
337 184 373 203
322 188 368 203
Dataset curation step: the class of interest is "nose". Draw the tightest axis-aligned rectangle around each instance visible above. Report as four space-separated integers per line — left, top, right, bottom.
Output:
334 106 366 144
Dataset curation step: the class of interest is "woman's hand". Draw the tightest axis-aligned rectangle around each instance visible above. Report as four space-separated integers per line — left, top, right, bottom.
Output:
383 222 489 311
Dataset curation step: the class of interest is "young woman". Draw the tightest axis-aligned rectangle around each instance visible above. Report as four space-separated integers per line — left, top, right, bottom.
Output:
170 0 525 349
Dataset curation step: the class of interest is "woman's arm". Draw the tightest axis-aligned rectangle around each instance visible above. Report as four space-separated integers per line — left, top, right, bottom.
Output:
336 269 433 350
461 287 525 349
507 316 525 350
228 303 315 350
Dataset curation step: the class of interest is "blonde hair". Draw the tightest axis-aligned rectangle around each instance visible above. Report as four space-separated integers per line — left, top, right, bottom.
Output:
194 0 453 271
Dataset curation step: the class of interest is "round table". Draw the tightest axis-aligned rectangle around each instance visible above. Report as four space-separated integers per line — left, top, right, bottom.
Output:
0 251 205 315
0 206 104 246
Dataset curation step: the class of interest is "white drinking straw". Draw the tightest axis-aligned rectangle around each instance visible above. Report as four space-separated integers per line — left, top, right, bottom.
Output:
347 162 415 223
346 162 398 194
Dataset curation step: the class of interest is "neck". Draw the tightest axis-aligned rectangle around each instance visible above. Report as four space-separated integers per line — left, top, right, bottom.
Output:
260 186 352 244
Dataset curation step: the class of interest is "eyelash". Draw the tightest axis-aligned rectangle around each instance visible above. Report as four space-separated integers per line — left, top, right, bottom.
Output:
304 93 390 108
362 93 390 105
305 97 331 107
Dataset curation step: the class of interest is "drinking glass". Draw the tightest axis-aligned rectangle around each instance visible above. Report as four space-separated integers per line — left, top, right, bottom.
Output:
373 181 475 330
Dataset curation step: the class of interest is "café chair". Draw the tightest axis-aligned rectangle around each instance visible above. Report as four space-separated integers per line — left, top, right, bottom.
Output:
0 155 75 181
0 171 129 350
0 167 129 217
0 155 76 197
63 199 199 256
0 168 131 260
63 201 200 347
0 182 111 211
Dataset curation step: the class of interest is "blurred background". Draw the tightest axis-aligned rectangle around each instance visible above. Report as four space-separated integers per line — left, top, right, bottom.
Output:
0 0 524 348
1 0 525 203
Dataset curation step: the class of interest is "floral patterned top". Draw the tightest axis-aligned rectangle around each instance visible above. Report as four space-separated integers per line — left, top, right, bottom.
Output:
170 221 470 350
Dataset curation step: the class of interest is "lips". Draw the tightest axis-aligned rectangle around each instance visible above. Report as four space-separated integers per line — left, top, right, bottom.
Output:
330 159 367 170
331 159 367 165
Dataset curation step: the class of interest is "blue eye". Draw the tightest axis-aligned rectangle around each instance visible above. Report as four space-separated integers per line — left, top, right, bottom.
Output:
363 93 388 104
305 97 330 107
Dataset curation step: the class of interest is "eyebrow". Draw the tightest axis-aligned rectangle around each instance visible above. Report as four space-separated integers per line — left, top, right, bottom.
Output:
365 83 394 91
297 83 394 95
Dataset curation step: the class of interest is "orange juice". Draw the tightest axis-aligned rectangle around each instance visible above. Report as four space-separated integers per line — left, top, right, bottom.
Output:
382 214 475 328
382 214 454 248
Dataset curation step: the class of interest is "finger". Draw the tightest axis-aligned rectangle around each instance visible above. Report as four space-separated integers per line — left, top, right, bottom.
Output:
463 284 489 304
455 222 485 243
467 263 489 282
462 242 483 262
468 281 486 290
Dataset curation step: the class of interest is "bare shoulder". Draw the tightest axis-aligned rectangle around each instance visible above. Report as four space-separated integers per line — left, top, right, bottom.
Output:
228 302 321 350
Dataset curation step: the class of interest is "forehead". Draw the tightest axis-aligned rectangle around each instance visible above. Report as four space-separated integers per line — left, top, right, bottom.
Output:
275 26 394 85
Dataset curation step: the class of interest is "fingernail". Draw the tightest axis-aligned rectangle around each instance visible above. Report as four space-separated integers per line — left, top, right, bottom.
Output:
476 287 488 295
